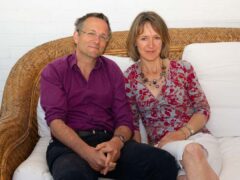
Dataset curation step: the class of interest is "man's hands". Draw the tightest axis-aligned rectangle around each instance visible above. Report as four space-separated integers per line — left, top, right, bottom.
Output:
80 126 131 175
96 136 124 175
50 121 130 176
82 137 123 175
82 146 111 172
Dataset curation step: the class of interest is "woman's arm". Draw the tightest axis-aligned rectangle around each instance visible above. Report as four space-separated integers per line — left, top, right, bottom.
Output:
184 61 210 136
182 113 208 138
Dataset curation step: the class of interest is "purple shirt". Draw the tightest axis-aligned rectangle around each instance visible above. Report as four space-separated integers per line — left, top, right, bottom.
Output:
40 53 133 132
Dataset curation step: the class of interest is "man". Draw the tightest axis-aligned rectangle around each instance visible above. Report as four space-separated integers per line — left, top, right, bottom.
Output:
40 12 178 180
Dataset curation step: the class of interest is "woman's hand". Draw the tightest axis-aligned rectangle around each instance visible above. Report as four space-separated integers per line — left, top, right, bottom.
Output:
155 130 186 148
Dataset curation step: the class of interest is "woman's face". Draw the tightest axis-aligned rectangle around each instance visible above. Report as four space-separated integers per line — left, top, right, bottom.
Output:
136 22 162 62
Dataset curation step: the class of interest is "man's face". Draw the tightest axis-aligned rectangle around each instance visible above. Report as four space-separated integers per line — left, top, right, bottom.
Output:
74 17 110 59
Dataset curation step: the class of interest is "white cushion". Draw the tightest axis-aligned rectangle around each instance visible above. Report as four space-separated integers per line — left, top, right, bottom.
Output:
37 100 50 137
13 137 53 180
218 137 240 180
182 42 240 137
103 55 133 72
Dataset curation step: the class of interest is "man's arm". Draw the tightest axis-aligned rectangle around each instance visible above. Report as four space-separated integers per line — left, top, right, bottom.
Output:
133 130 141 143
50 119 108 172
113 125 132 145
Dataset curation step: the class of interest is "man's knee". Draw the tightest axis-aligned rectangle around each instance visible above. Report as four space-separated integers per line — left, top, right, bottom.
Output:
140 147 178 177
150 148 179 179
53 170 95 180
50 153 98 180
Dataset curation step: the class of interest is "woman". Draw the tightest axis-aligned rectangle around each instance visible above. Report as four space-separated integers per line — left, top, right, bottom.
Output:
124 11 222 180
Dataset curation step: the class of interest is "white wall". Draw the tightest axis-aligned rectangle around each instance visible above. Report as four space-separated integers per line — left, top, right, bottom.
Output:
0 0 240 105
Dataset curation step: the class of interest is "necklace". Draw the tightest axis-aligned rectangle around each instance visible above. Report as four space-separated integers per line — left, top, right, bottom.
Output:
140 60 166 89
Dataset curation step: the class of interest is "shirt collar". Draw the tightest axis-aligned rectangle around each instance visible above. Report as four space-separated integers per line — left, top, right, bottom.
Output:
70 52 103 70
70 52 77 69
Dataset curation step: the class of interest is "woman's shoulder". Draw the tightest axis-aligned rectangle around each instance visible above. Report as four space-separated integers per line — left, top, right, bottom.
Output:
170 59 194 70
124 63 139 78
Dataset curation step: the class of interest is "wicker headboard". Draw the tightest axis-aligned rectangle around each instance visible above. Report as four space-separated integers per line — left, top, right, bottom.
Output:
0 28 240 180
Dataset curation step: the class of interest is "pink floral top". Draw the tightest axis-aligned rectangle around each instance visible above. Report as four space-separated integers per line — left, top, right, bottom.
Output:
124 60 210 145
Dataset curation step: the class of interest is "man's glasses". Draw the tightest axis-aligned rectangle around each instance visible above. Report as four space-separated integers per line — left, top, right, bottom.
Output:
78 29 110 42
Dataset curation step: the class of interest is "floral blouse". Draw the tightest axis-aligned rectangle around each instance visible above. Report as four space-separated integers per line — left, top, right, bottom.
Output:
124 60 210 145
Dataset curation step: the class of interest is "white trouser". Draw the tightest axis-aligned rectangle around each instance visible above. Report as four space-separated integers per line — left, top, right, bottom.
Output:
162 133 222 176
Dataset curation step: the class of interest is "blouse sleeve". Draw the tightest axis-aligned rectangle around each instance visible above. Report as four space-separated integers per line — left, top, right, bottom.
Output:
124 70 141 131
184 61 210 119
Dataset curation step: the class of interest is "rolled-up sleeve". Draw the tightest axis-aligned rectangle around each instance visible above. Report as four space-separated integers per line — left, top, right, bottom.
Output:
40 63 67 126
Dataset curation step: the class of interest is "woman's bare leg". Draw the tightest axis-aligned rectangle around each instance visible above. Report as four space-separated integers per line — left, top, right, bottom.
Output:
181 143 219 180
177 175 187 180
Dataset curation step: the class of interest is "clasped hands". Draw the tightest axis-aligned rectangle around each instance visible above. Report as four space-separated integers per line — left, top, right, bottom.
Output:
85 137 123 175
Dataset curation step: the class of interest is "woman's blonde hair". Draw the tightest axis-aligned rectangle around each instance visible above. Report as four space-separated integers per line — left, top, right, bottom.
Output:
127 11 170 61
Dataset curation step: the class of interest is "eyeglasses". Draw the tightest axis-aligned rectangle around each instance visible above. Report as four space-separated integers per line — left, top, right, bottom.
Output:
78 29 110 42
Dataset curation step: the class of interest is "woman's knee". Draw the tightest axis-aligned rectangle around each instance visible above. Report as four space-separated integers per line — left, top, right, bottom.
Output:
183 143 207 162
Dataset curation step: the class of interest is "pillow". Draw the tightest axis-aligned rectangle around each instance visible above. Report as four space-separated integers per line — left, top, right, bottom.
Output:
37 99 50 137
182 42 240 137
103 55 133 72
12 137 53 180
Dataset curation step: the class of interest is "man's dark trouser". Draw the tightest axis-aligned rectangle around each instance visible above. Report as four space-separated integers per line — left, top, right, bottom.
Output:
47 132 179 180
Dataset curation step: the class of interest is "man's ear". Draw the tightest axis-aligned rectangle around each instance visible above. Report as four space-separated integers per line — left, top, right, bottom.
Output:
73 31 79 44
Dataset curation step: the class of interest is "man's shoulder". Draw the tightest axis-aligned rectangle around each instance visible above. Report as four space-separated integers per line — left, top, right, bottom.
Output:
99 56 123 74
50 54 73 68
100 55 119 67
42 53 74 74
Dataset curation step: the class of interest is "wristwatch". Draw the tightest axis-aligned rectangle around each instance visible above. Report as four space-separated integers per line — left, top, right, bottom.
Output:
114 134 126 144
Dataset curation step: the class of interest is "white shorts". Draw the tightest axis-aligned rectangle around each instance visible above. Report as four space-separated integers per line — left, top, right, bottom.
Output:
161 133 222 176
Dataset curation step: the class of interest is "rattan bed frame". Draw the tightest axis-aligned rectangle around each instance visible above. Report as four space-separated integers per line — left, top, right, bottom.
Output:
0 28 240 180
